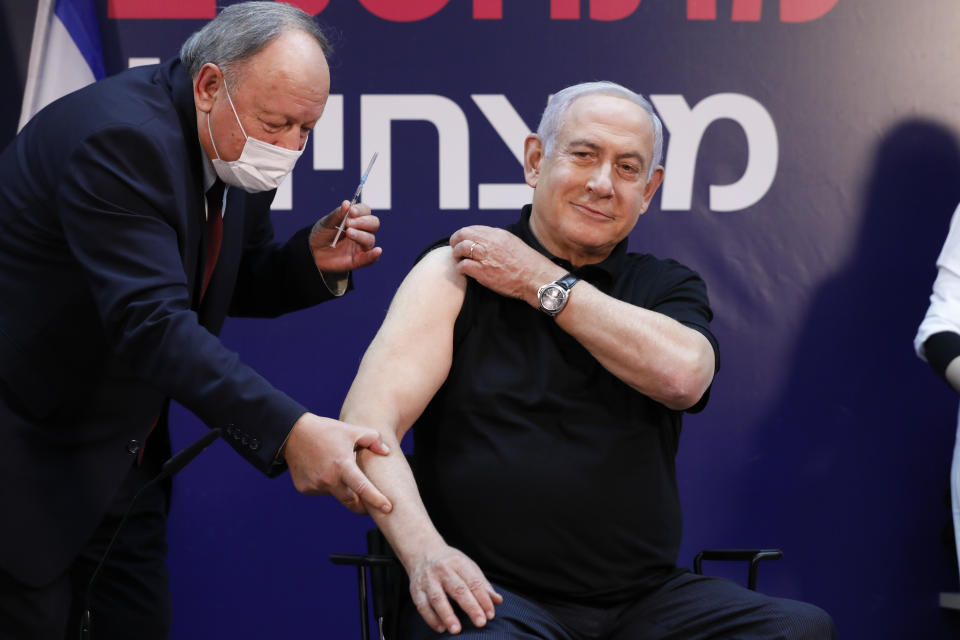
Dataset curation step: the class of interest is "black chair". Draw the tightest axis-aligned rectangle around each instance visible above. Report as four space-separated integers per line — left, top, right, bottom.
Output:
330 529 404 640
693 548 783 591
331 531 782 640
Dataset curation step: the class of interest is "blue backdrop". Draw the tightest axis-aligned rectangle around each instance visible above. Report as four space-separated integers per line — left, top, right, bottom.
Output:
5 1 960 637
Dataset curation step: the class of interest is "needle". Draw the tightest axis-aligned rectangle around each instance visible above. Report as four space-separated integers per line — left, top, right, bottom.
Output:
330 152 379 247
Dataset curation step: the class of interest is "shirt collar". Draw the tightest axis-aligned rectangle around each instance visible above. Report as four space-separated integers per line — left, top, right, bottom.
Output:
201 148 217 193
200 147 226 221
508 204 628 287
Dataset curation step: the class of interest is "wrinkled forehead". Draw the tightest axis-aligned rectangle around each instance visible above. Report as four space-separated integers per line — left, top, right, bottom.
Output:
232 30 330 96
229 31 331 119
558 94 655 153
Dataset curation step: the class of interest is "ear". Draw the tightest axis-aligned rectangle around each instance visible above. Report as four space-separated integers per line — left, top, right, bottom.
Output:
523 134 544 188
639 166 664 214
194 63 223 114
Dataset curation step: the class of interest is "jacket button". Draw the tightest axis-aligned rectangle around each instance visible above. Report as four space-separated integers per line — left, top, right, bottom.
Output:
126 440 141 455
249 438 261 451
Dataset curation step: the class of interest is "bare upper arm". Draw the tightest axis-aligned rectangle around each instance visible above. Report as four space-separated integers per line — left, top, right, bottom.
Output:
340 246 466 440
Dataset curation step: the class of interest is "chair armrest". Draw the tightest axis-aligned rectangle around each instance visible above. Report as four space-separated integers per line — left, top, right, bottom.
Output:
693 548 783 591
330 553 400 568
330 553 401 640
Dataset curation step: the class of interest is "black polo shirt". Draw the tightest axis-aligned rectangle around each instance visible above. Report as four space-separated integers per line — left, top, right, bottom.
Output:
412 205 719 606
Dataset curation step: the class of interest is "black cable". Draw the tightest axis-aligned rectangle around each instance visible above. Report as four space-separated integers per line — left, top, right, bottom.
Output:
80 428 221 640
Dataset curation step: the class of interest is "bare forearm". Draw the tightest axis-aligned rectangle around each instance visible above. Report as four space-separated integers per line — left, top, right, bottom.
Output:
340 360 447 568
554 281 715 409
354 436 444 568
340 247 501 633
447 226 714 410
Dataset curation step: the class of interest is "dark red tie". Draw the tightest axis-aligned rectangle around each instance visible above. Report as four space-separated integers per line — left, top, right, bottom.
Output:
201 180 225 299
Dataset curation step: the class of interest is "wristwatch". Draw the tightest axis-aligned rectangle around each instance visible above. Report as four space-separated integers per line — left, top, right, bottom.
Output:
537 273 579 317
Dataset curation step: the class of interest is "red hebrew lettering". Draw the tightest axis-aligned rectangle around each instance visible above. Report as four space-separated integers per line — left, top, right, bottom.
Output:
731 0 762 21
283 0 332 15
473 0 502 19
590 0 642 21
686 0 715 20
551 0 580 20
689 0 837 22
358 0 451 22
688 0 761 21
780 0 839 22
108 0 215 19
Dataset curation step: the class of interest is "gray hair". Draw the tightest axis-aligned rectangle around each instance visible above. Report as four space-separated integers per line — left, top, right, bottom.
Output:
180 1 330 85
536 81 663 179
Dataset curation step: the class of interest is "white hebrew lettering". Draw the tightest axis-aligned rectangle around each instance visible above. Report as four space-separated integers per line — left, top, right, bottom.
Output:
471 94 534 209
652 93 778 212
360 95 470 210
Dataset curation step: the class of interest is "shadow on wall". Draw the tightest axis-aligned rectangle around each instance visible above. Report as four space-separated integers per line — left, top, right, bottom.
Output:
744 119 960 637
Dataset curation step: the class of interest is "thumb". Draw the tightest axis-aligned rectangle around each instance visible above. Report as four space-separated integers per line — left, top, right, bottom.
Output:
355 429 391 456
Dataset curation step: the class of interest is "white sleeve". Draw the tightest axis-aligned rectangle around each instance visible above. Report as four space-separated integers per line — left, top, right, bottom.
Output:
915 202 960 360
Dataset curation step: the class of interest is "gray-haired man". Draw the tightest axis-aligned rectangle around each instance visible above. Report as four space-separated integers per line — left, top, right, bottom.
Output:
0 3 390 637
341 81 837 639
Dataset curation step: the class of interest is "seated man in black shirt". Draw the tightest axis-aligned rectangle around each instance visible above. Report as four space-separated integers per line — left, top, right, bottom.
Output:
340 81 836 639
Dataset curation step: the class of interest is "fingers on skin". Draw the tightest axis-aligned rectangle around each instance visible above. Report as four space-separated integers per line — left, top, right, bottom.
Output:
340 462 392 513
453 257 478 282
354 429 390 454
449 226 480 247
330 485 367 515
451 239 477 262
363 432 390 455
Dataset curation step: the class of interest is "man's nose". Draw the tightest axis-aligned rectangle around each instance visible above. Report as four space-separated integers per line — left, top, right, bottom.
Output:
277 128 303 151
586 163 614 196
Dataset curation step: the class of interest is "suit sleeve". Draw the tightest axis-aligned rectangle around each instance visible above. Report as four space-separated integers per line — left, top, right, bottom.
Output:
57 124 303 475
228 205 350 318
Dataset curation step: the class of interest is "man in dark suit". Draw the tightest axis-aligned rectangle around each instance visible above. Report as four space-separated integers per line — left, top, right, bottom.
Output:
0 3 391 637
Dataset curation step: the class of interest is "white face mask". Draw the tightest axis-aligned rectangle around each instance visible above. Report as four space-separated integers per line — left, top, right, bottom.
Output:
207 85 305 193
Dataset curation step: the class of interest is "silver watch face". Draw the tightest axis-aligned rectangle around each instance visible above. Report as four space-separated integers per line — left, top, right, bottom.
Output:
539 284 566 311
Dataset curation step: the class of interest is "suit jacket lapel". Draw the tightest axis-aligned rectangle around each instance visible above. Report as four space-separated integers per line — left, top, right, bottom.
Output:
159 57 212 307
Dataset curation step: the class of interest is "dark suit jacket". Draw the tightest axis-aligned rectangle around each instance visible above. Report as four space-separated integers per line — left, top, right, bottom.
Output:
0 58 339 587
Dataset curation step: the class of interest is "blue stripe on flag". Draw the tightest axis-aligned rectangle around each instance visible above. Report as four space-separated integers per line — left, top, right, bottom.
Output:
54 0 105 80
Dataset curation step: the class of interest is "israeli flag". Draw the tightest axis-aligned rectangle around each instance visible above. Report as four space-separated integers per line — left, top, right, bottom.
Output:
18 0 105 132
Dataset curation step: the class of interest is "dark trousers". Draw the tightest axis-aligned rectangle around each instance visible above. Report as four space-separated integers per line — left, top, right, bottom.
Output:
0 457 171 640
399 573 837 640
